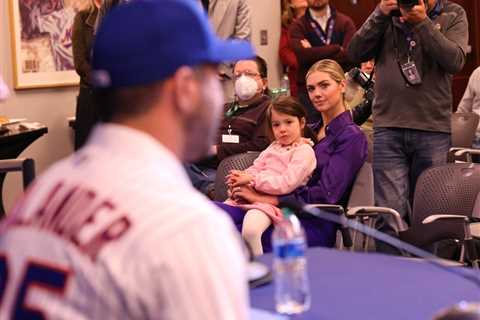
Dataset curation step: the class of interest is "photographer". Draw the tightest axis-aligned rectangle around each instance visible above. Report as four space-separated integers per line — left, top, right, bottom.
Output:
347 0 469 253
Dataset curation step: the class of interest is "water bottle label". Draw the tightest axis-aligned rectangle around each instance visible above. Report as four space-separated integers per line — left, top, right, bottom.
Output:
274 240 305 259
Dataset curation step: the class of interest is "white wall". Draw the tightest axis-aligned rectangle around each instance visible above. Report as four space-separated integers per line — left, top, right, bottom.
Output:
248 0 282 89
0 0 282 212
0 2 77 211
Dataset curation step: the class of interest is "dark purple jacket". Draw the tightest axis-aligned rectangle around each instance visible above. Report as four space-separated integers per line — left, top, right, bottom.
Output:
280 111 368 206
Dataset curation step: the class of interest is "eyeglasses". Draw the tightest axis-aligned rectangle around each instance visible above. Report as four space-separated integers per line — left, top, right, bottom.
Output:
233 71 261 80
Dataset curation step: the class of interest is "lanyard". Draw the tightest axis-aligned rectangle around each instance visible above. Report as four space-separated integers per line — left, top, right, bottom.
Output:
225 102 240 118
306 10 336 45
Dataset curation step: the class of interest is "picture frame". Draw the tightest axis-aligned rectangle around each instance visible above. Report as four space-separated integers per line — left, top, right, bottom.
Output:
8 0 89 89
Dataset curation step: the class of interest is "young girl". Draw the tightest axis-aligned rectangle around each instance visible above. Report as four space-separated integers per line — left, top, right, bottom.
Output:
225 96 317 256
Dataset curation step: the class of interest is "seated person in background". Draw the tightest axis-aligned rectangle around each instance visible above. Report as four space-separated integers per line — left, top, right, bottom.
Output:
224 96 317 256
186 56 271 196
456 66 480 148
217 59 368 251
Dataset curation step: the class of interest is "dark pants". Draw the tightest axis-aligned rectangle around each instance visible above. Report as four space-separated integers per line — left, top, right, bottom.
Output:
75 86 99 150
373 127 451 254
215 202 337 253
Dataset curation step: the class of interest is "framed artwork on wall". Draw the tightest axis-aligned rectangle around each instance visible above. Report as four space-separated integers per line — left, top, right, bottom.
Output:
8 0 89 89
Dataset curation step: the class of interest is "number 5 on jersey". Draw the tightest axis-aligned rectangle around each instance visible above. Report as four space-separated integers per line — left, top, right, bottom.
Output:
0 255 69 319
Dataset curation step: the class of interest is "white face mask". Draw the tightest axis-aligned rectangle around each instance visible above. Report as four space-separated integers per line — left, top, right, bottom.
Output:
234 75 259 101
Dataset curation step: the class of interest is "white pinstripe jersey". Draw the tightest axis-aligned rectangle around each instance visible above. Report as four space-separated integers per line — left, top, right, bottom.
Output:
0 124 248 319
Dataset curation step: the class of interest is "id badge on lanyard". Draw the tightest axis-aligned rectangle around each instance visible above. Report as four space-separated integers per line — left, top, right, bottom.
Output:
393 26 422 86
222 125 240 144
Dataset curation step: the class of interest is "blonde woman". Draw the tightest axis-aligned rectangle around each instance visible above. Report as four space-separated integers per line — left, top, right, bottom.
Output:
217 59 368 252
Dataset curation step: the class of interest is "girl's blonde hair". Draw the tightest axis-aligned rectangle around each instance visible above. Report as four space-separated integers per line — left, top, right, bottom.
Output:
305 59 345 84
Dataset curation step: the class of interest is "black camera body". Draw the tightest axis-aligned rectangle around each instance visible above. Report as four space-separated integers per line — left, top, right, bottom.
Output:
390 0 419 16
348 68 374 91
348 67 375 102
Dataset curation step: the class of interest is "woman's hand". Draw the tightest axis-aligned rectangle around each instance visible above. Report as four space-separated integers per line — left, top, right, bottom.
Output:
231 185 279 205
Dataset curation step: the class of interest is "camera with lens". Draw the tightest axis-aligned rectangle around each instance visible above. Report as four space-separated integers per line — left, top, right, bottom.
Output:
390 0 419 16
347 67 375 102
348 67 374 91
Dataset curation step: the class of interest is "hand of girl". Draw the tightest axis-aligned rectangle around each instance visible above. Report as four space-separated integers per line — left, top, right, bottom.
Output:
226 170 253 187
232 172 254 187
226 170 243 187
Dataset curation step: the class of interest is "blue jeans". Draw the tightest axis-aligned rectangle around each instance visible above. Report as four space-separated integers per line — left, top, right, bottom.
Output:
373 128 450 252
184 164 216 195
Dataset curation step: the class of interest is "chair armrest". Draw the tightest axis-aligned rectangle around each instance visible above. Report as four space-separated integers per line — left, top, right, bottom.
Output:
453 148 480 162
347 206 407 232
454 148 480 156
422 214 469 224
449 147 467 153
305 204 344 213
304 204 352 248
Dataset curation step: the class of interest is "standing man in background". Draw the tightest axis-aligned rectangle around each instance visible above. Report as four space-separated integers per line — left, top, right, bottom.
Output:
201 0 252 103
0 0 253 318
289 0 356 123
348 0 469 253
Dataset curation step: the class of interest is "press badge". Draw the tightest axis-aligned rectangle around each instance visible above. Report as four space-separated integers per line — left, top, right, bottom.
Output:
222 134 240 143
400 61 422 85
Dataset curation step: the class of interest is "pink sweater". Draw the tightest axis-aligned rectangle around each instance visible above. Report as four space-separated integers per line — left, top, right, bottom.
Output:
246 140 316 195
225 139 316 224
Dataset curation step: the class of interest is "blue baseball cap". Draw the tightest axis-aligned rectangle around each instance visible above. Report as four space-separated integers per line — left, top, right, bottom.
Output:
91 0 255 89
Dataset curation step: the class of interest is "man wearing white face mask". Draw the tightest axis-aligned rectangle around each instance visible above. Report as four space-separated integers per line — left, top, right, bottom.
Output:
187 56 271 197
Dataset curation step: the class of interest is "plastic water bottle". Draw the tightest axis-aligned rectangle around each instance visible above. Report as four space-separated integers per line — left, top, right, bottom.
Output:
272 208 310 315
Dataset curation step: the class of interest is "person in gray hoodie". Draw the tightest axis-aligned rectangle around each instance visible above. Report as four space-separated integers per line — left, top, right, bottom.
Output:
347 0 469 253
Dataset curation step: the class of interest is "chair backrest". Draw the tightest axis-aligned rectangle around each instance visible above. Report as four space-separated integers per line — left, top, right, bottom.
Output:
361 129 374 163
347 162 374 209
451 113 480 148
213 152 260 201
411 163 480 226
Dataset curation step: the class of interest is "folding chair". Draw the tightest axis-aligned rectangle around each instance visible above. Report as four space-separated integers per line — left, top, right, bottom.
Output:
449 112 480 162
213 152 260 201
306 161 375 251
347 163 480 266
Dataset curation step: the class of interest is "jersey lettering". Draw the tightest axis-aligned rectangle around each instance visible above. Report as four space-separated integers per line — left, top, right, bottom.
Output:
10 181 132 261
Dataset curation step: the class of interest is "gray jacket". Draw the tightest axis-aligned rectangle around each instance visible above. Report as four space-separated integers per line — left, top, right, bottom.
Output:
208 0 251 42
347 1 469 133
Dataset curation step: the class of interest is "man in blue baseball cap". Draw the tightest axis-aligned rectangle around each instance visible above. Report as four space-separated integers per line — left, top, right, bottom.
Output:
0 0 255 318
